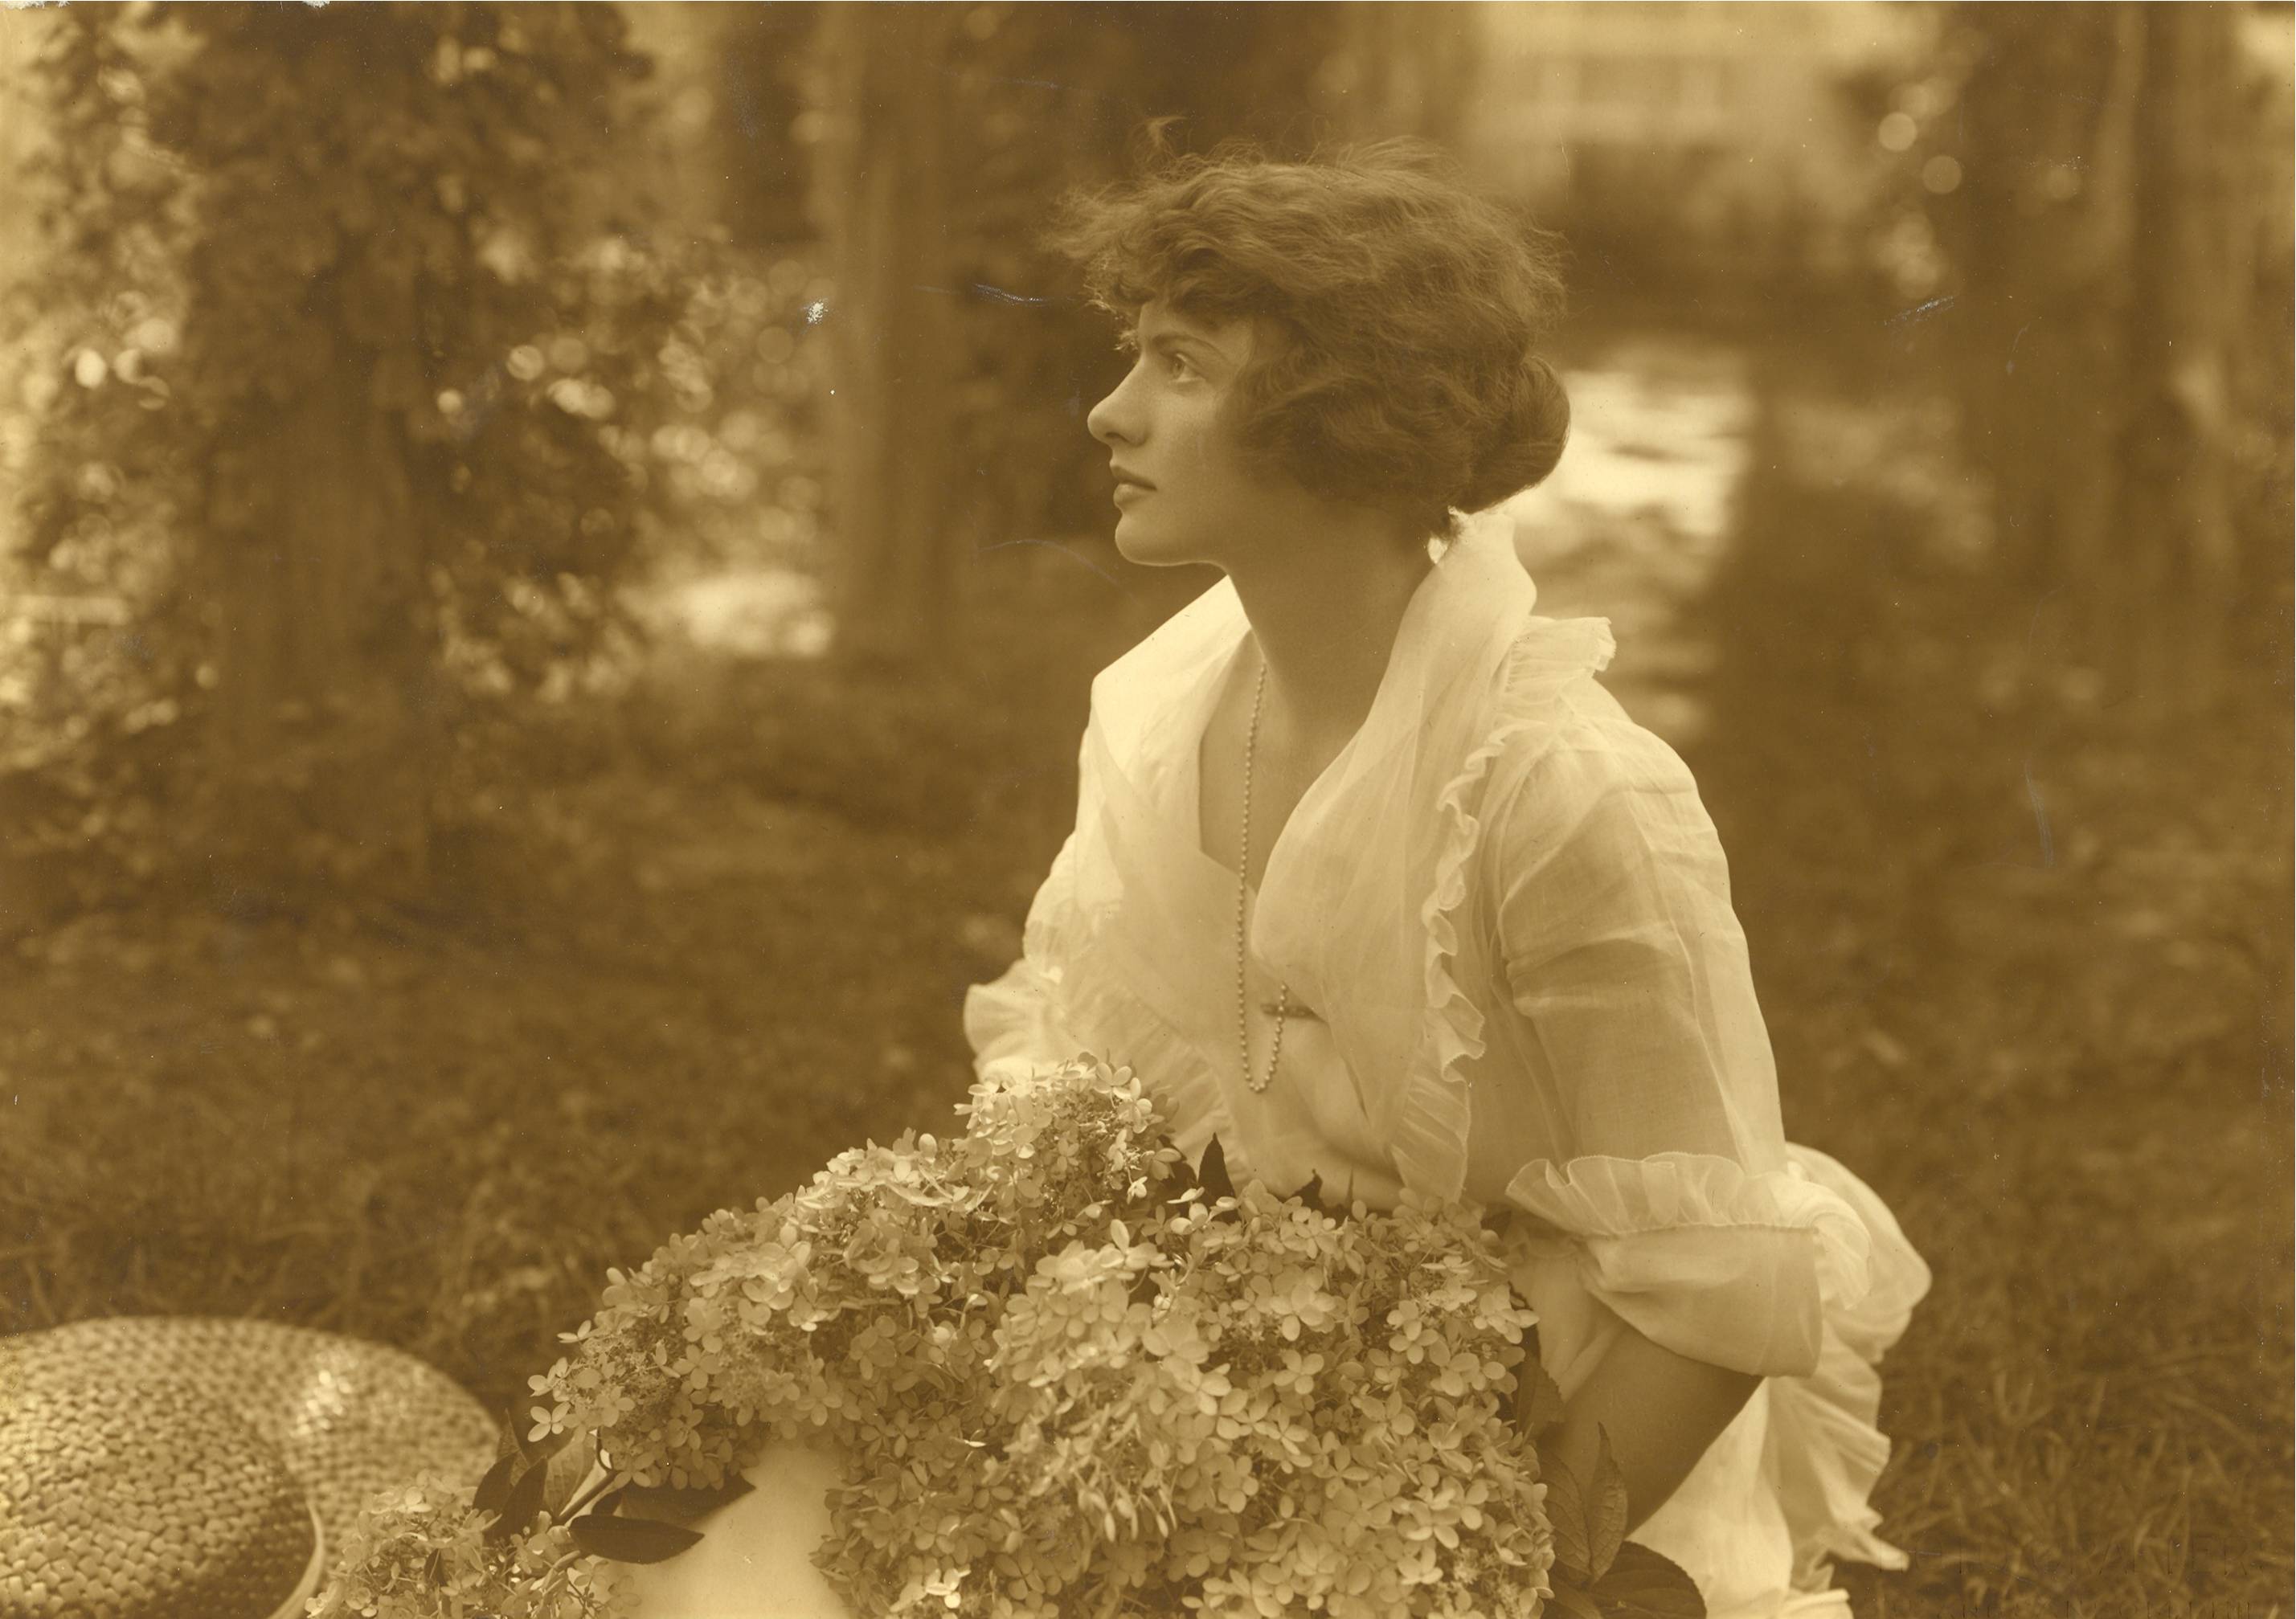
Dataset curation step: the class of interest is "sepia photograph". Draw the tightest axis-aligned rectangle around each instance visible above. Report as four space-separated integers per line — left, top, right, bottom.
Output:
0 4 2289 1617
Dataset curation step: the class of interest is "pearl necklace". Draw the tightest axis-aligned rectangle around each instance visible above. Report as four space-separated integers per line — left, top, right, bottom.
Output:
1237 655 1292 1094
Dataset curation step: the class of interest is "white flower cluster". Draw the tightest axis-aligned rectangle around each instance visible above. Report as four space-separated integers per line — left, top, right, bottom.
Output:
314 1059 1557 1619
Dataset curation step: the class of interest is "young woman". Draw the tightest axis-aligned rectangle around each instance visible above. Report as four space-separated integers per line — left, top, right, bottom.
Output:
962 142 1934 1618
632 141 1933 1619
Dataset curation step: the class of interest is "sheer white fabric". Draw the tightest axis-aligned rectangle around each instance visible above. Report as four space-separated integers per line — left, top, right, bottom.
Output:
964 510 1934 1616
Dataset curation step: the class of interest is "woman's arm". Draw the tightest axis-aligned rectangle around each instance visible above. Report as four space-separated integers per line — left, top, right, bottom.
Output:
1489 734 1795 1528
1526 1316 1760 1535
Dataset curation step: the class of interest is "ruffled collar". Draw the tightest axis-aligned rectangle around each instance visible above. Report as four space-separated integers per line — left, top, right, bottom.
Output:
1086 509 1538 799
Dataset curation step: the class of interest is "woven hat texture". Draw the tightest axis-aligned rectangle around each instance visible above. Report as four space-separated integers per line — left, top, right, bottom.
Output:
0 1318 497 1619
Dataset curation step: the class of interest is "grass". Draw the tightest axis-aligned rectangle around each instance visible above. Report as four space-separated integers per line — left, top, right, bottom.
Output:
1691 348 2292 1617
2 335 2288 1618
0 537 1194 1388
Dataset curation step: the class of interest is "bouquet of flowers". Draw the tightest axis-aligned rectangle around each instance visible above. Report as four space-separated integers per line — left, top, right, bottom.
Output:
311 1060 1701 1619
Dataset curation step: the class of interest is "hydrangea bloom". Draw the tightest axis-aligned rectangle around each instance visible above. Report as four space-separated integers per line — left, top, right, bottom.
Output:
312 1060 1559 1619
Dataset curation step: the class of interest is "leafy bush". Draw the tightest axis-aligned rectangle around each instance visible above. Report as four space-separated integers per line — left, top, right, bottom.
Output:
0 6 836 901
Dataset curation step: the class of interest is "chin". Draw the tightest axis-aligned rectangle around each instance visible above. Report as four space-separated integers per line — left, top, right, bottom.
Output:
1111 516 1204 569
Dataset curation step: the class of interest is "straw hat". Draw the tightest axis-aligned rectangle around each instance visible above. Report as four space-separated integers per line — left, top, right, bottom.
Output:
0 1317 497 1619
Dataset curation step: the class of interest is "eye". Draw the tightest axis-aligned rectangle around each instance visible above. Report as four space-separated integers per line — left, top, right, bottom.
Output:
1162 349 1199 382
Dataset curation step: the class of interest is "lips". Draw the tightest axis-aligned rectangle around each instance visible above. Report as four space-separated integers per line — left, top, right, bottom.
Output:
1110 468 1154 489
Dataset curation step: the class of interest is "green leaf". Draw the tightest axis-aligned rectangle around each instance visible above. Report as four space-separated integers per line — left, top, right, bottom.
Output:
541 1440 603 1519
1587 1425 1629 1582
1195 1135 1237 1204
616 1475 756 1523
488 1450 551 1543
470 1449 522 1519
1547 1585 1606 1619
1515 1354 1568 1437
1590 1542 1707 1619
1542 1451 1591 1586
567 1511 706 1564
493 1405 526 1464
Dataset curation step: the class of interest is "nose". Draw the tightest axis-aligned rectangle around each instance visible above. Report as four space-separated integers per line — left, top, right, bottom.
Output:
1086 364 1139 448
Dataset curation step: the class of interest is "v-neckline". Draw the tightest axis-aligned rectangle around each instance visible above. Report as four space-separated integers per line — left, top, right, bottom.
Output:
1186 589 1423 909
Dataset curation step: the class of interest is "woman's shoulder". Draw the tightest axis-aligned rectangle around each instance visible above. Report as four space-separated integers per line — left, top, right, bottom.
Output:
1477 617 1680 789
1467 686 1740 963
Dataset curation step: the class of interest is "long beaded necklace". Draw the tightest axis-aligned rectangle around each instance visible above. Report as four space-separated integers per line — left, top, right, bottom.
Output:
1236 653 1292 1094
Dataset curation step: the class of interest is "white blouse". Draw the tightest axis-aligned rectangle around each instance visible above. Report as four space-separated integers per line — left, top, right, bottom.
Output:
964 512 1934 1618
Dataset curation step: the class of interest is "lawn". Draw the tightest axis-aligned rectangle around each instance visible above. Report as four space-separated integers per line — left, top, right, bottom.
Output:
2 329 2287 1618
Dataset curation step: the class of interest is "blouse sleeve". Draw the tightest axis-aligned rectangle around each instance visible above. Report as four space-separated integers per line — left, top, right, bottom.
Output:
1488 718 1873 1380
962 830 1083 1083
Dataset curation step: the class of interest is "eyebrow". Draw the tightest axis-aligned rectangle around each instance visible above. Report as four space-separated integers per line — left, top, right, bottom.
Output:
1135 323 1228 365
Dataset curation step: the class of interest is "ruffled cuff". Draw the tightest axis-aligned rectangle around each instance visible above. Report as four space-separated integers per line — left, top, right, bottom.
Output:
1501 1150 1875 1380
961 956 1073 1083
1765 1144 1934 1584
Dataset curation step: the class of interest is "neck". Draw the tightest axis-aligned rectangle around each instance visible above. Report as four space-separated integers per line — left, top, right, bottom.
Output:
1223 519 1434 747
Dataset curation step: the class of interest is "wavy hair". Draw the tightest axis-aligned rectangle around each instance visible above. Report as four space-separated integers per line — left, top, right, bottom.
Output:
1044 137 1571 542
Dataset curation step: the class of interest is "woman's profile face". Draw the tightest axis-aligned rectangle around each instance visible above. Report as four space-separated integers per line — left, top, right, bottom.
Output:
1086 300 1283 569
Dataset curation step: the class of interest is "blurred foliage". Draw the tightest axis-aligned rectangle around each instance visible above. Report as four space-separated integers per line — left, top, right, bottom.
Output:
7 4 648 888
1841 5 2293 587
16 4 651 683
669 4 816 249
1821 1 2294 719
0 5 841 913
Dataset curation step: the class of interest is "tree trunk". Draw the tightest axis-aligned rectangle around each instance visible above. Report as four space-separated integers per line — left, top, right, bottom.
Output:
811 2 962 671
2118 2 2245 718
205 329 435 908
1947 4 2139 677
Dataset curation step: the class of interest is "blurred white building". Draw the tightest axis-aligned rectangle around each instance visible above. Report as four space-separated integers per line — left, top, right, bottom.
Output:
1463 2 1926 284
